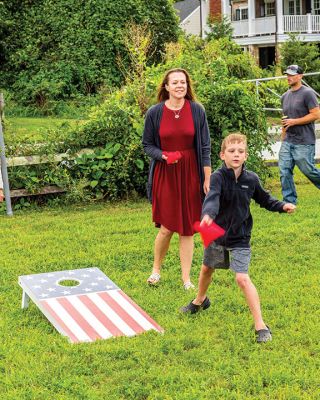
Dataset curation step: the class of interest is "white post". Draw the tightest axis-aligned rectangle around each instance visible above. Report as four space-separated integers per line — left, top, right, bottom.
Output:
307 13 312 33
201 0 210 39
276 0 284 34
248 0 255 36
222 0 231 17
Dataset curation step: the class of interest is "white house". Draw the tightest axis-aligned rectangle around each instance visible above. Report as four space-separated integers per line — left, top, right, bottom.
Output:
174 0 210 38
176 0 320 68
214 0 320 67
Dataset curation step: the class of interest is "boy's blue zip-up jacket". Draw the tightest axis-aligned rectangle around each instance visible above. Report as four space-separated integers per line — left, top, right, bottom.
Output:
202 164 286 248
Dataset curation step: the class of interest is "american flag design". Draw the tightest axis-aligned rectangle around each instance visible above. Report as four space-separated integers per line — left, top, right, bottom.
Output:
19 267 164 343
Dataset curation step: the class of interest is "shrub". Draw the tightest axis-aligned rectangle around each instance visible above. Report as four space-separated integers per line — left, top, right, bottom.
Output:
0 0 179 108
206 15 234 41
63 36 270 199
280 33 320 93
6 36 270 201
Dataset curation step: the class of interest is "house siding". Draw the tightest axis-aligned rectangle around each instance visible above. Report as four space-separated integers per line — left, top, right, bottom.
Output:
179 1 211 36
210 0 222 16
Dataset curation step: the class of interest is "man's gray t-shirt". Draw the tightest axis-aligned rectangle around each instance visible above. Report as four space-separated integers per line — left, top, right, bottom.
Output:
281 85 319 144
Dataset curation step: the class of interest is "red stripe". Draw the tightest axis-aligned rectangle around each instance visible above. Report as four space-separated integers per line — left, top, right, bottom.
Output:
57 297 102 342
78 295 124 337
119 291 164 333
98 292 145 334
41 300 79 343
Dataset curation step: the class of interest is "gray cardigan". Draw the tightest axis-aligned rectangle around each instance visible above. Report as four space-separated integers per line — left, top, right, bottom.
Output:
142 101 211 202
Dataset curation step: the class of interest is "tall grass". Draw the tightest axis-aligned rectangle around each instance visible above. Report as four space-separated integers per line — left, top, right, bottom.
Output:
4 117 85 144
1 170 319 399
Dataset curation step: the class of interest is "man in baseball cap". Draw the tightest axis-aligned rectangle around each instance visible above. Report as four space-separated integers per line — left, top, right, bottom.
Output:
284 64 304 75
279 63 320 204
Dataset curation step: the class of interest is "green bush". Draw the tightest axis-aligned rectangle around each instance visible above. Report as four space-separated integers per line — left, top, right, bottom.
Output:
64 37 270 199
206 15 234 41
0 0 179 109
280 33 320 93
6 36 271 201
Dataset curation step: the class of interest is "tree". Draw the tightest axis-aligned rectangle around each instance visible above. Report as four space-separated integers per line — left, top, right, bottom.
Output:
205 14 234 41
0 0 179 108
280 33 320 92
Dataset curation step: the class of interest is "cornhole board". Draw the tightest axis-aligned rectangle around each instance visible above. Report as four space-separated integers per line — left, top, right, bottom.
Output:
19 267 164 343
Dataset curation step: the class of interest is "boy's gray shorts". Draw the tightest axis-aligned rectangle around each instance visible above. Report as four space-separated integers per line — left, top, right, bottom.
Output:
203 242 251 273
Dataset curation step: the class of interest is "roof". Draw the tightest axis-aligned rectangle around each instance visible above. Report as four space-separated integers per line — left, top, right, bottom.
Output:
174 0 200 22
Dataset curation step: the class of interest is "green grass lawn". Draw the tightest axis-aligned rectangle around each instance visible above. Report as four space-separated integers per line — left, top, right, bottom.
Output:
1 170 320 399
4 117 85 144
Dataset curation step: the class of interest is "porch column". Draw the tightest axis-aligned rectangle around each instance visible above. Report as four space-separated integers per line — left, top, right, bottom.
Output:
248 0 255 36
307 13 312 33
276 0 284 34
222 0 231 18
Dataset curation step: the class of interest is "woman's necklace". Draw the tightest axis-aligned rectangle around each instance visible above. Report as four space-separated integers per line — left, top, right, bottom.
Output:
167 100 185 119
173 108 182 119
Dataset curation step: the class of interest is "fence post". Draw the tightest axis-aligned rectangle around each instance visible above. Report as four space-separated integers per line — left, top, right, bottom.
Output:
255 80 259 99
0 93 13 216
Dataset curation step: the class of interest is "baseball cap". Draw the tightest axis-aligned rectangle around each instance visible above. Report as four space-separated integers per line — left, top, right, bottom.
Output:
284 65 303 75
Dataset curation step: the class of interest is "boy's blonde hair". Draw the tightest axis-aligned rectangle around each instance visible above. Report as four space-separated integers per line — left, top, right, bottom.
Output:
221 133 247 152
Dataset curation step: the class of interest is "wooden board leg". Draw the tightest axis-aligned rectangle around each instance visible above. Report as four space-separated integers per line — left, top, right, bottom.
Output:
21 290 30 309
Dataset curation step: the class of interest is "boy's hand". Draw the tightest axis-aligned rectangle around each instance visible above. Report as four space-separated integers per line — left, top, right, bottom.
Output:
283 203 296 213
200 214 213 226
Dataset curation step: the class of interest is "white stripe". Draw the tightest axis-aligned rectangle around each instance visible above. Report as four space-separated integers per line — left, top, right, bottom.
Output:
108 291 155 331
88 292 136 337
45 298 91 342
68 296 113 340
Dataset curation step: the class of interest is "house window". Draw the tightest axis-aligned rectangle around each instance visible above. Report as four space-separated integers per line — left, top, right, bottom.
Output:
265 2 275 16
296 2 301 14
241 8 248 20
234 8 248 21
289 0 295 15
314 0 320 15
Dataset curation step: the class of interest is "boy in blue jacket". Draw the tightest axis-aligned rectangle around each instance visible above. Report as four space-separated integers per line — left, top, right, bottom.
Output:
181 133 296 342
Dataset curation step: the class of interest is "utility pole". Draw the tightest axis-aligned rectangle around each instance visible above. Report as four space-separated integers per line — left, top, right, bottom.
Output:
199 0 203 38
274 0 279 64
0 93 13 216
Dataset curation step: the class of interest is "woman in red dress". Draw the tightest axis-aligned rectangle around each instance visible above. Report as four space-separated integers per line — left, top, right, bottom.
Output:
142 69 211 289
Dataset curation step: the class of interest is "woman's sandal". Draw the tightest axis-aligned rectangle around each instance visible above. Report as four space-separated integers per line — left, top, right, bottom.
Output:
183 281 195 290
147 272 160 285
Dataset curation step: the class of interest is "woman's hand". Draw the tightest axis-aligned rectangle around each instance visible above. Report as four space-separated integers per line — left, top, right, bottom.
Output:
203 166 211 195
203 178 210 195
162 151 182 164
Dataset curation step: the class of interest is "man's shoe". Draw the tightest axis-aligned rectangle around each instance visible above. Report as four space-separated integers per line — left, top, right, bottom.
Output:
180 296 211 314
255 326 272 343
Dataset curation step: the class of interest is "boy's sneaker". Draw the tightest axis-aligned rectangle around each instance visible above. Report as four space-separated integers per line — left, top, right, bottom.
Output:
180 297 211 314
255 326 272 343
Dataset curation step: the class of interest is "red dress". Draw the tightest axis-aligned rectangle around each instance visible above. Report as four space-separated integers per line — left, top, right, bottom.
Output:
152 100 202 236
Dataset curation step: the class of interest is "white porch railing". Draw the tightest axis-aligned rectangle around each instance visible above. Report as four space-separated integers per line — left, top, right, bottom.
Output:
232 14 320 37
232 20 249 37
283 15 308 32
253 16 275 35
311 15 320 31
